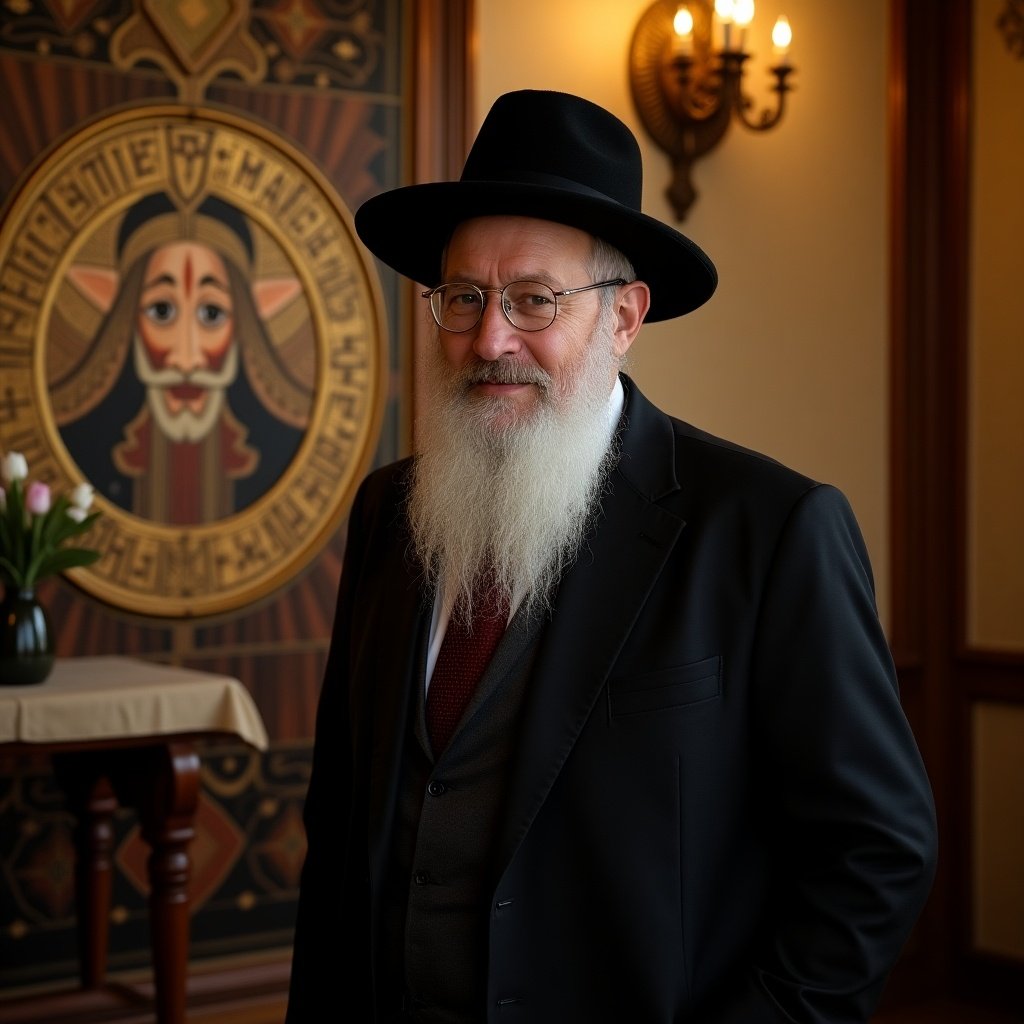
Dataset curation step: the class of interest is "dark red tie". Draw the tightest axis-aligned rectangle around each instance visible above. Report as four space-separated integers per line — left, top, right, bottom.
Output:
426 577 509 754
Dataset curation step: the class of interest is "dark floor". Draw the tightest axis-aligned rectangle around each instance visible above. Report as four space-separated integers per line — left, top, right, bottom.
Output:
193 995 1024 1024
873 1000 1023 1023
168 994 1024 1024
2 985 1021 1024
156 996 1024 1024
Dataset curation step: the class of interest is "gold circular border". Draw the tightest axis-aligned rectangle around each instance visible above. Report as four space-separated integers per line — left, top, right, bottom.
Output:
0 105 387 618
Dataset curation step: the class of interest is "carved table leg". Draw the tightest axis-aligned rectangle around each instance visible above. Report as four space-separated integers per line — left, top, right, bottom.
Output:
54 740 202 1024
52 756 118 990
135 741 200 1024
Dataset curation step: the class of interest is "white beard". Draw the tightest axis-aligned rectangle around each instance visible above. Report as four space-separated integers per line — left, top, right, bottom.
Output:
407 315 621 619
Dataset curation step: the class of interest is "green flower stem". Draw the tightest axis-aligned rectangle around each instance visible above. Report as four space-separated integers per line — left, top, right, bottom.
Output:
0 476 100 589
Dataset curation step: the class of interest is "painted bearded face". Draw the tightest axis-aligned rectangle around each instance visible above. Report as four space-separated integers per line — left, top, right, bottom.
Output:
133 240 239 442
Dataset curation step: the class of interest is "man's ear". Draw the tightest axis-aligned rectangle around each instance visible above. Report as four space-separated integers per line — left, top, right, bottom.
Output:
252 276 302 319
611 280 651 359
66 265 120 314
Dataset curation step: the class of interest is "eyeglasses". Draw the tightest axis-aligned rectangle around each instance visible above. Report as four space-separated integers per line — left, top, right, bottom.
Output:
421 278 626 333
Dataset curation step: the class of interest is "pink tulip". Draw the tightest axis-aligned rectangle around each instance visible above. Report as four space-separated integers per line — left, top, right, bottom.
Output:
26 481 52 516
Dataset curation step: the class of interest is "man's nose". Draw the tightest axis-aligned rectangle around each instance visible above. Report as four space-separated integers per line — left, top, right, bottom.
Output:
166 317 207 373
470 296 522 362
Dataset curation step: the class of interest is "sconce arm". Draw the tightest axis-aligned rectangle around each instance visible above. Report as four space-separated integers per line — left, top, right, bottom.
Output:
735 65 795 132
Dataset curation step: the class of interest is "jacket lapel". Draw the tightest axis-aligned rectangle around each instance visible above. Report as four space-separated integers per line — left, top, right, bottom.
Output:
493 378 686 874
364 519 430 883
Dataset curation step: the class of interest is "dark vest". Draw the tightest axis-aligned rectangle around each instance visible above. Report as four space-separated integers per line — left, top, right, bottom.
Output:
380 602 547 1023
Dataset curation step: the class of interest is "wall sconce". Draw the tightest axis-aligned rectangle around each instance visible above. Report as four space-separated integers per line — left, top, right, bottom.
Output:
629 0 795 220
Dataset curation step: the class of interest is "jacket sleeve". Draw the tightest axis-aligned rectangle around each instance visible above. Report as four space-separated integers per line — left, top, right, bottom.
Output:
286 474 376 1022
697 484 937 1024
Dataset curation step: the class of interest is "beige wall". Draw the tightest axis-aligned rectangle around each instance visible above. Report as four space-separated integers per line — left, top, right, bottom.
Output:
967 0 1024 651
475 0 891 623
967 0 1024 962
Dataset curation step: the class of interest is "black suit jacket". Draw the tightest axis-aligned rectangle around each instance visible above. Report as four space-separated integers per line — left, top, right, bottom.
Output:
288 376 937 1023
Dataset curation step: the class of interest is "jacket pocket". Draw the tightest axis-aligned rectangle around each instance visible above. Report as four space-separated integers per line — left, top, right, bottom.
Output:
608 655 721 716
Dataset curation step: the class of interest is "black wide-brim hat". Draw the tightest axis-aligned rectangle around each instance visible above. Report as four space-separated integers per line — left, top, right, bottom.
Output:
355 90 717 322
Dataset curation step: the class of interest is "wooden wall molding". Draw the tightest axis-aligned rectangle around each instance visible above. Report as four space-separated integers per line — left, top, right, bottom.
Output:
889 0 1023 1011
408 0 475 445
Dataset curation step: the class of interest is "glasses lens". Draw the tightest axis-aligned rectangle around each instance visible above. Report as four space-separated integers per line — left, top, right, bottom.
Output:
429 281 559 332
503 281 557 331
431 284 483 331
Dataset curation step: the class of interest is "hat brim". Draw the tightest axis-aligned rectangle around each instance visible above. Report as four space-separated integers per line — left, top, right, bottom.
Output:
354 181 717 322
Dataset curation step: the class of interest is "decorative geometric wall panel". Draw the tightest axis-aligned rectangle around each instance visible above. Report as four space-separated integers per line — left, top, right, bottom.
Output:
0 742 313 989
0 0 408 996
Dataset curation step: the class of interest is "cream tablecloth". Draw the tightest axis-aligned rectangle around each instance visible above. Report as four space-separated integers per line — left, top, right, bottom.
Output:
0 656 268 750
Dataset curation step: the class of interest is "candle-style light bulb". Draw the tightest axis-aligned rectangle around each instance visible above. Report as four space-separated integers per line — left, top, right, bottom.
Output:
733 0 754 52
673 5 694 34
772 14 792 65
733 0 755 26
715 0 736 51
672 5 694 56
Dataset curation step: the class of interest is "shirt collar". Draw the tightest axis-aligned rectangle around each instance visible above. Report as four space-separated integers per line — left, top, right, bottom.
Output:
606 374 625 441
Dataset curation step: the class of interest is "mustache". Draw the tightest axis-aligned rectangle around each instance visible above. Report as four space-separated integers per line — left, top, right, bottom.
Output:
141 366 233 388
461 359 552 389
133 336 239 390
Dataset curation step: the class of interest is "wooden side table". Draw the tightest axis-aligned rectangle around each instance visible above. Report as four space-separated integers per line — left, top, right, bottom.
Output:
0 657 269 1024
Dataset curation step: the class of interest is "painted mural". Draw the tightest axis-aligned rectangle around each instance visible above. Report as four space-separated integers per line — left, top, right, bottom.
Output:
0 0 405 994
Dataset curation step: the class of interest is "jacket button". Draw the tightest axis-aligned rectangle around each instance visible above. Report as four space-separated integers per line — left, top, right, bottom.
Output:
427 780 446 796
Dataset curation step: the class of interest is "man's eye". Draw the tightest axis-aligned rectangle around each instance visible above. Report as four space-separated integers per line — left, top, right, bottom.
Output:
506 282 555 308
450 290 481 307
197 303 231 328
142 300 177 325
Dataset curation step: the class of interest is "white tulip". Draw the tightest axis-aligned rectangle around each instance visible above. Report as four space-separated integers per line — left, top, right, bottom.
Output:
66 506 88 523
70 482 95 510
1 451 28 484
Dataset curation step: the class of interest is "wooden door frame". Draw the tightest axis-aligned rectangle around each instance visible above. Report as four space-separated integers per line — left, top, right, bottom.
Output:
889 0 1023 1009
407 0 475 444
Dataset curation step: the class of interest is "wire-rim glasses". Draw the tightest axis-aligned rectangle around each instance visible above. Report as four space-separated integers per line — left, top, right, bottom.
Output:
421 278 626 333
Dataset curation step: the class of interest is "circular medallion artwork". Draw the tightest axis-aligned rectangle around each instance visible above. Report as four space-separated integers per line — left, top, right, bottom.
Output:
0 106 387 617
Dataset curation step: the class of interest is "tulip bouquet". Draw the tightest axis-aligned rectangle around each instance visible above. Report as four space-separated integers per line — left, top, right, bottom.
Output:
0 451 101 591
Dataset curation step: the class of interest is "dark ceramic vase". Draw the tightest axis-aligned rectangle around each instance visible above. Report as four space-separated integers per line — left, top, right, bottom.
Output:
0 587 55 686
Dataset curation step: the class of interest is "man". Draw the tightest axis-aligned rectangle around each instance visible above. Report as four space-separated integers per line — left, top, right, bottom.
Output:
288 90 937 1023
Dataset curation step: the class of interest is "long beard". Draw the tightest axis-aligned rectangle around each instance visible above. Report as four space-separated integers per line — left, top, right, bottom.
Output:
407 319 621 619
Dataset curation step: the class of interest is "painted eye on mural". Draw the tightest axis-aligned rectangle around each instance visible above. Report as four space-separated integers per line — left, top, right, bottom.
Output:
142 299 178 325
197 302 231 328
